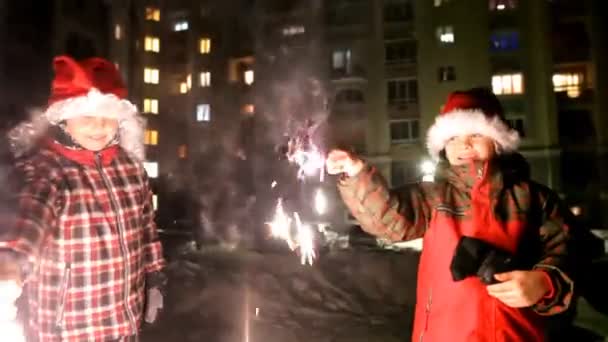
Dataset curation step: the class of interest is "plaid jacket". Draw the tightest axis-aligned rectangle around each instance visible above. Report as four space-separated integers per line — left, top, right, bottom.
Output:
338 154 574 342
0 141 165 341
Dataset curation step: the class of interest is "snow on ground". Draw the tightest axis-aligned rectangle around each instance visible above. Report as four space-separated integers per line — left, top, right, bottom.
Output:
141 247 420 342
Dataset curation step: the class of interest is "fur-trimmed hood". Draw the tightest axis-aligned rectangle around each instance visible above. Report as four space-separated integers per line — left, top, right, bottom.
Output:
8 89 146 161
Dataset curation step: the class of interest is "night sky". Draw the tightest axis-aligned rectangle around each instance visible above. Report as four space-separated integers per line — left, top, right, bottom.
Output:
1 0 54 126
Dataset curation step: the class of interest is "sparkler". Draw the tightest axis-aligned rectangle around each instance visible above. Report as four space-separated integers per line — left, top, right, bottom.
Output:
268 120 328 265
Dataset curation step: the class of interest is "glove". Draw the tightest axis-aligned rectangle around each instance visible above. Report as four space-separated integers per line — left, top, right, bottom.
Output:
0 258 23 319
144 287 163 324
144 271 167 324
450 236 519 284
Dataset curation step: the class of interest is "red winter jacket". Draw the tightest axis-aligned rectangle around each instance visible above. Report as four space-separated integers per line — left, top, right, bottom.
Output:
338 155 573 342
0 141 165 341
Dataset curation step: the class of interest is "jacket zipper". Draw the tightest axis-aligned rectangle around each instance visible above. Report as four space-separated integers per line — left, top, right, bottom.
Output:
419 288 432 342
95 154 137 332
55 262 71 330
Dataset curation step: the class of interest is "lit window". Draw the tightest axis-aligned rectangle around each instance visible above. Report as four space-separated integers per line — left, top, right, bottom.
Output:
174 21 189 32
145 7 161 21
152 194 158 210
387 79 418 105
187 74 192 89
492 73 524 95
282 25 305 36
178 144 188 159
242 104 255 115
385 40 416 64
506 116 526 137
196 104 211 122
144 129 159 145
553 73 583 98
489 0 517 11
390 119 420 144
143 98 159 114
114 24 122 40
200 72 211 87
199 38 211 54
244 70 254 85
438 66 456 82
490 32 519 52
436 26 454 44
144 68 159 84
180 82 188 94
144 36 160 52
332 49 352 72
143 162 159 178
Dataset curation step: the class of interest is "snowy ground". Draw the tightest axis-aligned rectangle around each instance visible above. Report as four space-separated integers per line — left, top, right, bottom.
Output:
140 247 420 342
140 233 608 342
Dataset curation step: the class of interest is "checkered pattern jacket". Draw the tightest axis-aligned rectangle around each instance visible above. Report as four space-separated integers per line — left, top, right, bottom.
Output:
0 141 165 341
338 154 574 342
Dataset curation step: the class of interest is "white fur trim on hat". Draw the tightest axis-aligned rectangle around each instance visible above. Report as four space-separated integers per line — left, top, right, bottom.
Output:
426 109 520 159
8 89 146 161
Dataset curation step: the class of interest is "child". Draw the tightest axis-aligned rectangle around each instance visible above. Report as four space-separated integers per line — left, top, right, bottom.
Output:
0 55 166 341
326 88 574 342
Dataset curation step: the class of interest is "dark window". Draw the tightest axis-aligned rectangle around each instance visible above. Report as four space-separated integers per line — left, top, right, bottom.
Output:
385 40 417 64
438 66 456 82
384 0 413 22
64 32 96 59
335 89 365 104
506 117 526 137
391 161 417 187
390 119 420 143
490 32 520 52
388 80 418 104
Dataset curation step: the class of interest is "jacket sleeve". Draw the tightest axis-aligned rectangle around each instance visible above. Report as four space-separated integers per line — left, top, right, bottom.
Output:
0 162 60 280
337 164 433 242
530 186 575 316
140 173 166 275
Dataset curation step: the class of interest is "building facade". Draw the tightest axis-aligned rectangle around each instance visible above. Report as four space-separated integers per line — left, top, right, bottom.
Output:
99 0 608 235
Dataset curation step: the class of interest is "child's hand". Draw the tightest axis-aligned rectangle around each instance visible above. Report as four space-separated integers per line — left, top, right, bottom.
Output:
486 270 551 308
326 149 364 177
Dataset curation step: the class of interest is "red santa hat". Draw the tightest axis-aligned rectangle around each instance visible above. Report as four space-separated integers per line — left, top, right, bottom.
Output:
9 55 145 160
426 87 520 159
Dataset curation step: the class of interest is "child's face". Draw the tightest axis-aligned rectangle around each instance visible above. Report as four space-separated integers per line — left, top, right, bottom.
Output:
64 116 119 151
444 134 496 166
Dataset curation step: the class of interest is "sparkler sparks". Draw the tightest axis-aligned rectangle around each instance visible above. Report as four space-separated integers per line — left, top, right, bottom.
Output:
267 198 295 250
267 200 316 266
294 213 315 266
284 126 326 181
314 188 327 215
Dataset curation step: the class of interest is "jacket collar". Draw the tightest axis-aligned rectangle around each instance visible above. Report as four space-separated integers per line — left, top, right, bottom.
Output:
46 139 119 167
436 153 530 195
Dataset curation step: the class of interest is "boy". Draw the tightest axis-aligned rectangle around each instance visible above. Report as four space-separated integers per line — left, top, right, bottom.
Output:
0 55 166 341
326 88 574 341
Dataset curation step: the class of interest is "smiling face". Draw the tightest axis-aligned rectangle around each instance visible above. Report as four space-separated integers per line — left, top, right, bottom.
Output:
64 116 119 151
444 133 496 166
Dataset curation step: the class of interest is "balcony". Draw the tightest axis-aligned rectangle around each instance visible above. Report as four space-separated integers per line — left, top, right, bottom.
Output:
330 65 367 82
